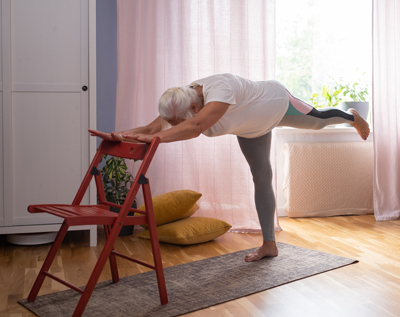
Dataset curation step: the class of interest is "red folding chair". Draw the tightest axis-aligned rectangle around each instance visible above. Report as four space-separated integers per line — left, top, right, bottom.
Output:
27 137 167 316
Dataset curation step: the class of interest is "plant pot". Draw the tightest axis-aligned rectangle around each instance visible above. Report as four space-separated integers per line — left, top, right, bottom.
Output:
339 101 370 127
110 200 137 236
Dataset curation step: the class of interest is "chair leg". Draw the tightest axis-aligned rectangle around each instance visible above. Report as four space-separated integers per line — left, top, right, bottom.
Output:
72 223 122 316
104 225 119 283
143 182 168 305
28 222 69 302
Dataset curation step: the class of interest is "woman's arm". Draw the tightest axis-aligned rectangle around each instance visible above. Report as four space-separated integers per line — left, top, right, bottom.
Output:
122 102 230 143
89 116 166 142
119 116 165 135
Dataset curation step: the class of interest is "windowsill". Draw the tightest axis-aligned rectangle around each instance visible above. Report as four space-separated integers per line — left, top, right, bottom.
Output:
275 125 373 135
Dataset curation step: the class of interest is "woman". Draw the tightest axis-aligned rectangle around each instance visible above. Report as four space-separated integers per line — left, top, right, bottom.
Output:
89 73 369 262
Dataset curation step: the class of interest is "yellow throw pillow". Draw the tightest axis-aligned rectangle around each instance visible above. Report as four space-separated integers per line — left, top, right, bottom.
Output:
138 217 232 245
136 190 202 228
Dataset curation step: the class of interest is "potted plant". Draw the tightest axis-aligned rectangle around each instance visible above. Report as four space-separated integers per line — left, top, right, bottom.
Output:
100 154 136 236
310 84 344 109
333 77 369 123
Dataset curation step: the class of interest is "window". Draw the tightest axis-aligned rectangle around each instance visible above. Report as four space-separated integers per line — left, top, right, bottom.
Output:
276 0 372 104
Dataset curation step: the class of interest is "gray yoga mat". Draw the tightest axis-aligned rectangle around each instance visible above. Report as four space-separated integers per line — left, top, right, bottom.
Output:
19 242 358 316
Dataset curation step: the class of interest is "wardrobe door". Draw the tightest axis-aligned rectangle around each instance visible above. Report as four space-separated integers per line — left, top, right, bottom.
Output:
4 0 90 226
0 1 3 226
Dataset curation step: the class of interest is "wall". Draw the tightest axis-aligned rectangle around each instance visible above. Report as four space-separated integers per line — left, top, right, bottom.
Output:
96 0 117 148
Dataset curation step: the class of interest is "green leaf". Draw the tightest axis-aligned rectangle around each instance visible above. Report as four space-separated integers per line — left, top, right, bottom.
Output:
98 153 136 205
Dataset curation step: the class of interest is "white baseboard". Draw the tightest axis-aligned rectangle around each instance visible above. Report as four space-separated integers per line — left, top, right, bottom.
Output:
277 207 287 217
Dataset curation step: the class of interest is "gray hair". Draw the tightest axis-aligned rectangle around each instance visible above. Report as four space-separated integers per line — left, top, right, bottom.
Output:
158 84 202 121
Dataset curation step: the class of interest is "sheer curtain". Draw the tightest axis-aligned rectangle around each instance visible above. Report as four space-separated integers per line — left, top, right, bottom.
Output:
372 0 400 220
116 0 281 232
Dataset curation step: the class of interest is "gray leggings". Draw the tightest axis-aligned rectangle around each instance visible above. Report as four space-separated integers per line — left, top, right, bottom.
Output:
237 106 354 241
237 133 276 241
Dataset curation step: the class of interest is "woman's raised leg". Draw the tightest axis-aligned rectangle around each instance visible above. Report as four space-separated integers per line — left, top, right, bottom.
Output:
280 90 370 140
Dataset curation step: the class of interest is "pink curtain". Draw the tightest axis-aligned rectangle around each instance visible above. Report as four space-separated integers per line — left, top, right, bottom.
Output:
372 0 400 220
116 0 281 232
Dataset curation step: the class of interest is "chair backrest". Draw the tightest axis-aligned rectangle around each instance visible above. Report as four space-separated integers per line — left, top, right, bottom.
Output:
100 140 152 160
72 137 160 206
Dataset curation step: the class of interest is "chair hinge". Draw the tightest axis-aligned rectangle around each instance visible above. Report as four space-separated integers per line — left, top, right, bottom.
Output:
90 167 100 176
138 174 148 184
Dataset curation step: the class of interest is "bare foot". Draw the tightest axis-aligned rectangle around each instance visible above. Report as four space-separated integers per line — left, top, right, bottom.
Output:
349 109 370 140
245 241 279 262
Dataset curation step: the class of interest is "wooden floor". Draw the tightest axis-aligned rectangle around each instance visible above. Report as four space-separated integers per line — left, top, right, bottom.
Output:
1 215 399 317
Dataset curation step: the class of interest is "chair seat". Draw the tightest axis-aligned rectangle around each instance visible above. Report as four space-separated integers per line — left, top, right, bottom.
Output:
28 204 117 226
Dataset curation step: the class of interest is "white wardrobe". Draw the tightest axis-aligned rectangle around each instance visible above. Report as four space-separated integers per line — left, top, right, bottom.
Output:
0 0 97 245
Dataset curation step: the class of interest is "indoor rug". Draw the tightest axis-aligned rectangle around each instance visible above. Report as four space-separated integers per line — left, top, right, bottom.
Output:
19 242 358 317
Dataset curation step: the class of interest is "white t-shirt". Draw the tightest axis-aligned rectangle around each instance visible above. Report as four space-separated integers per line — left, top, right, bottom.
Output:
190 73 289 138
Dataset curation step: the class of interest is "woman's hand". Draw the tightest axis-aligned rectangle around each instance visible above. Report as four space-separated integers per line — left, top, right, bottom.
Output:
121 132 154 143
88 129 124 142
